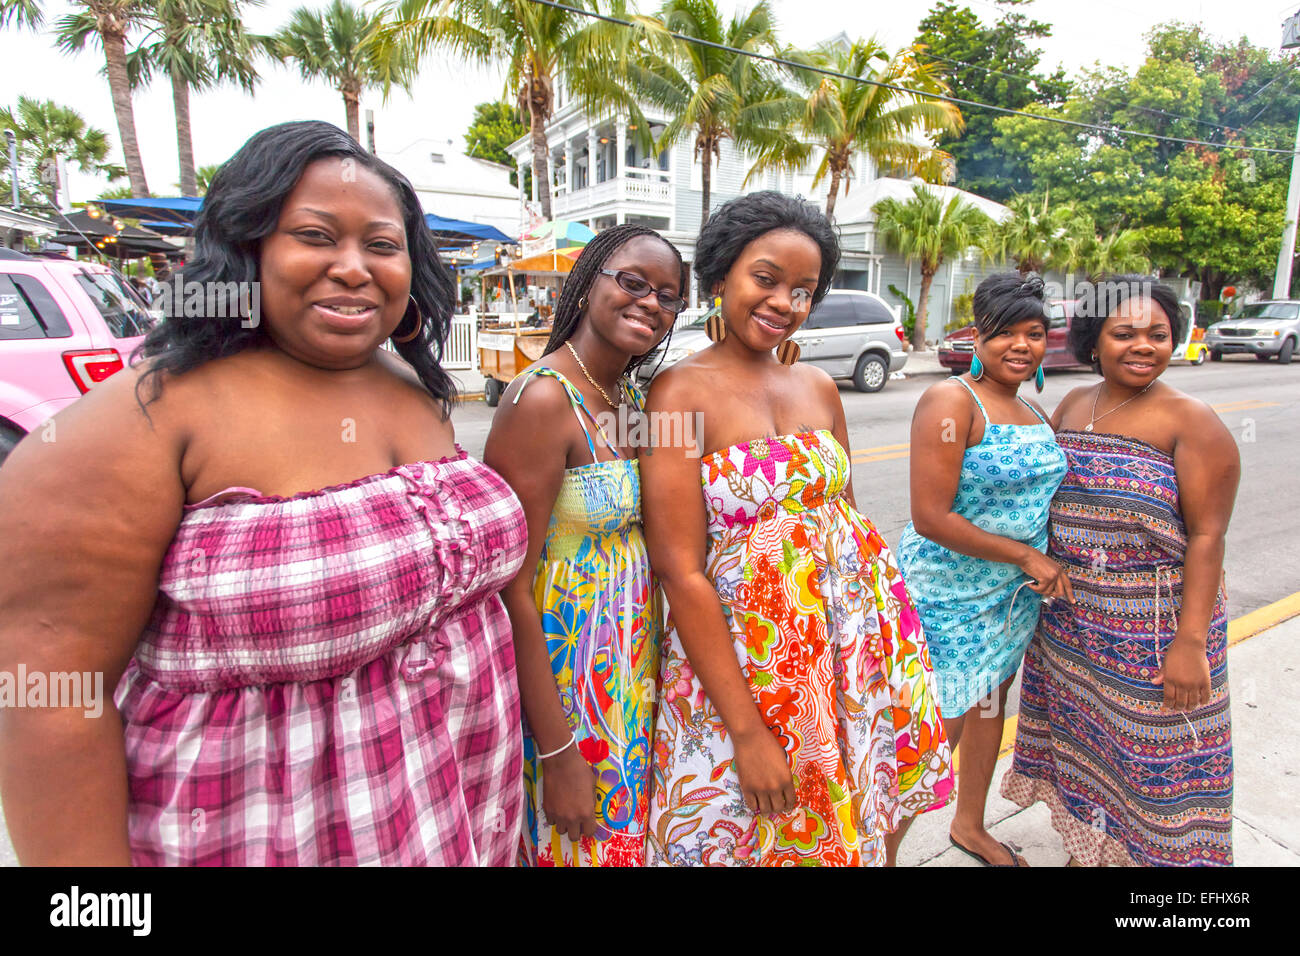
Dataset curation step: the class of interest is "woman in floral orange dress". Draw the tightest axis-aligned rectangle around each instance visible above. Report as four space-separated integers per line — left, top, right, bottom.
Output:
641 193 953 866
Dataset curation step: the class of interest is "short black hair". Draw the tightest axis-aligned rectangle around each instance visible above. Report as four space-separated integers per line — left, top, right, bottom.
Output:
543 224 687 374
134 120 458 412
694 191 840 306
1068 274 1186 370
973 272 1049 338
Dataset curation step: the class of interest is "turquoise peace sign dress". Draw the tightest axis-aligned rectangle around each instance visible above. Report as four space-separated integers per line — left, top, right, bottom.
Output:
897 378 1067 717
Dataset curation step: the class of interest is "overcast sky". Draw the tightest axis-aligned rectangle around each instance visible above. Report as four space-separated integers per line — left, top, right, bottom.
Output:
2 0 1295 205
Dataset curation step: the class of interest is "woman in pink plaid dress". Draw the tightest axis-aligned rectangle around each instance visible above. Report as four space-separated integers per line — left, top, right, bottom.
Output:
0 122 527 866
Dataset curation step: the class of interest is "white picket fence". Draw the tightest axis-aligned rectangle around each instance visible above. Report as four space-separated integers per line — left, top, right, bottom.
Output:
444 313 478 369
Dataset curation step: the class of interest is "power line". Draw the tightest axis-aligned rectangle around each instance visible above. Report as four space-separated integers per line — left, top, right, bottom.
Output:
522 0 1297 155
916 51 1260 139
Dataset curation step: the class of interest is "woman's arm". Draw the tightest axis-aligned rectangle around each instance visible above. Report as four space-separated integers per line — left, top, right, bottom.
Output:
819 368 858 512
482 374 597 841
641 371 794 815
1161 399 1241 711
0 367 186 864
909 382 1073 601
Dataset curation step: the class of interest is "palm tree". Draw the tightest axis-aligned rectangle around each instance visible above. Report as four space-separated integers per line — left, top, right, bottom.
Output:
128 0 262 197
375 0 623 221
625 0 802 226
0 96 125 207
874 185 991 349
274 0 413 143
982 193 1080 276
775 38 963 220
1061 219 1149 281
2 0 152 196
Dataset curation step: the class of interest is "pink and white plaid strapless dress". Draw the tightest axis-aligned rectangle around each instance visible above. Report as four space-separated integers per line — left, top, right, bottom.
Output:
114 451 527 866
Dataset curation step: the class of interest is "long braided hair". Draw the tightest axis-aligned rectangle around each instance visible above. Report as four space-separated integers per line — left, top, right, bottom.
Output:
543 224 688 374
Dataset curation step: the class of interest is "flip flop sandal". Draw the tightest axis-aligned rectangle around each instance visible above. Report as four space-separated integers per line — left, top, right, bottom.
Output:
949 834 1027 867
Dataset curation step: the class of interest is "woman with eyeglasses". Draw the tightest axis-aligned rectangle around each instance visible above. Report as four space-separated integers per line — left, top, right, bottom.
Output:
484 225 688 866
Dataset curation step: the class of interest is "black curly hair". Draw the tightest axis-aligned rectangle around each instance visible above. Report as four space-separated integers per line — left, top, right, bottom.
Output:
133 120 458 413
543 224 687 374
693 191 840 306
973 272 1050 338
1068 274 1186 371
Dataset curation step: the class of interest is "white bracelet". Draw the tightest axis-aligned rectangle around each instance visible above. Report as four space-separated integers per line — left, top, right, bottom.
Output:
537 732 577 761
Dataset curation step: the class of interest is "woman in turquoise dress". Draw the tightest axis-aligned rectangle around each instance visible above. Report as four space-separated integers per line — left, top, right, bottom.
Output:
484 225 688 866
897 273 1069 867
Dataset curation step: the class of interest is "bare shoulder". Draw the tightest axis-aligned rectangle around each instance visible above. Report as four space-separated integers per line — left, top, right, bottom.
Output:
491 361 569 429
1054 384 1094 416
645 359 711 414
1164 384 1235 446
915 376 974 418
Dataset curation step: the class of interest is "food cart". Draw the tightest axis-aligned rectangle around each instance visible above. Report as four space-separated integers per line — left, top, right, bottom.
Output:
477 248 581 405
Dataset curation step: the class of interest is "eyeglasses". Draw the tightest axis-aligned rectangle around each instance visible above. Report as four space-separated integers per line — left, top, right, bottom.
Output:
598 269 687 314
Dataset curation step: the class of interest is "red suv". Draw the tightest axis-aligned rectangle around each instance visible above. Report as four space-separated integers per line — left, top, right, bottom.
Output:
938 299 1086 373
0 249 158 465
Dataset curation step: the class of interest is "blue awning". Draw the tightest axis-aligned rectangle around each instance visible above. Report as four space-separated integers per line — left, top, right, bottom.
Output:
99 197 203 225
424 214 511 243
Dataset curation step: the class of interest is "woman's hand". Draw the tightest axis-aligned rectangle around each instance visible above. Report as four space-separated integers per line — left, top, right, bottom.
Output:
1153 635 1211 712
1017 547 1075 603
732 726 795 815
541 745 599 842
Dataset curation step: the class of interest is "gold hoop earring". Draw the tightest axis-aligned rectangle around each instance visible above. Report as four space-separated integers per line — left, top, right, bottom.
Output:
577 295 588 312
777 339 801 365
392 296 423 344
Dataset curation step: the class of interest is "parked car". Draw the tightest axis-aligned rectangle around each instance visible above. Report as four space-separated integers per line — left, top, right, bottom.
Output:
939 299 1085 373
0 249 158 465
1205 301 1300 364
635 289 908 392
938 296 1198 372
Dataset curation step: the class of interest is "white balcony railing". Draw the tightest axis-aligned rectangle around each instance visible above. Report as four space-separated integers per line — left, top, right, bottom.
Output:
552 170 671 217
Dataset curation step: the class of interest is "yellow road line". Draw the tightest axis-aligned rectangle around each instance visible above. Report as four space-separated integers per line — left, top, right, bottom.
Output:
1212 400 1280 413
850 441 911 457
852 450 911 464
962 591 1300 766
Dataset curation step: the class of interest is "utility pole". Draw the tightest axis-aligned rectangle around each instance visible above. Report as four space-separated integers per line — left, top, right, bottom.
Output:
4 129 18 208
1273 10 1300 299
365 110 376 154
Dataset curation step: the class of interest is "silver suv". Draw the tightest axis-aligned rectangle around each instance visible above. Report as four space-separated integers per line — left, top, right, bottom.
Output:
1205 301 1300 364
636 289 909 391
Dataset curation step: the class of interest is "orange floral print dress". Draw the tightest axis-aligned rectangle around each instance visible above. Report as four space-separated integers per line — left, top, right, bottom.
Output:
647 431 953 866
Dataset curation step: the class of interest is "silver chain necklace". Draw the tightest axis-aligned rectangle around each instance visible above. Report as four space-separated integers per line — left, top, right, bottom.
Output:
1085 381 1154 432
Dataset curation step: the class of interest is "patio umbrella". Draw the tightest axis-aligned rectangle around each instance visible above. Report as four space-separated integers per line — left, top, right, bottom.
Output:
522 220 595 248
424 214 512 246
504 247 583 275
46 210 179 259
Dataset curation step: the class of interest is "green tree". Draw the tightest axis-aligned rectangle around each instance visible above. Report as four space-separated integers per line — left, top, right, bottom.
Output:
914 0 1069 201
0 96 124 208
128 0 262 197
981 192 1080 275
375 0 624 220
2 0 153 196
274 0 413 142
624 0 803 226
991 22 1297 297
775 37 963 220
873 185 991 348
465 100 529 189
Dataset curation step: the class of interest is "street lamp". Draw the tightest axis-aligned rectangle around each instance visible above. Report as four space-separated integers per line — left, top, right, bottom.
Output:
1273 9 1300 298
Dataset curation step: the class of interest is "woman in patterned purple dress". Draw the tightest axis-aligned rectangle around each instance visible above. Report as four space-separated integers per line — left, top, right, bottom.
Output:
0 122 527 865
1001 277 1239 866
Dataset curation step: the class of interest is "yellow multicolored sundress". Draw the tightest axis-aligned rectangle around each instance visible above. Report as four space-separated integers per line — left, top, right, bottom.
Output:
515 367 662 867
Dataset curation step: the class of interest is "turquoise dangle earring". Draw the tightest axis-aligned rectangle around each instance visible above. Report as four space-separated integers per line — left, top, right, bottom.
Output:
970 353 984 381
1034 363 1046 392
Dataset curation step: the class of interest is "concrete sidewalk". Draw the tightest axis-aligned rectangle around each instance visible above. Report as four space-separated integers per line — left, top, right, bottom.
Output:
899 609 1300 867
